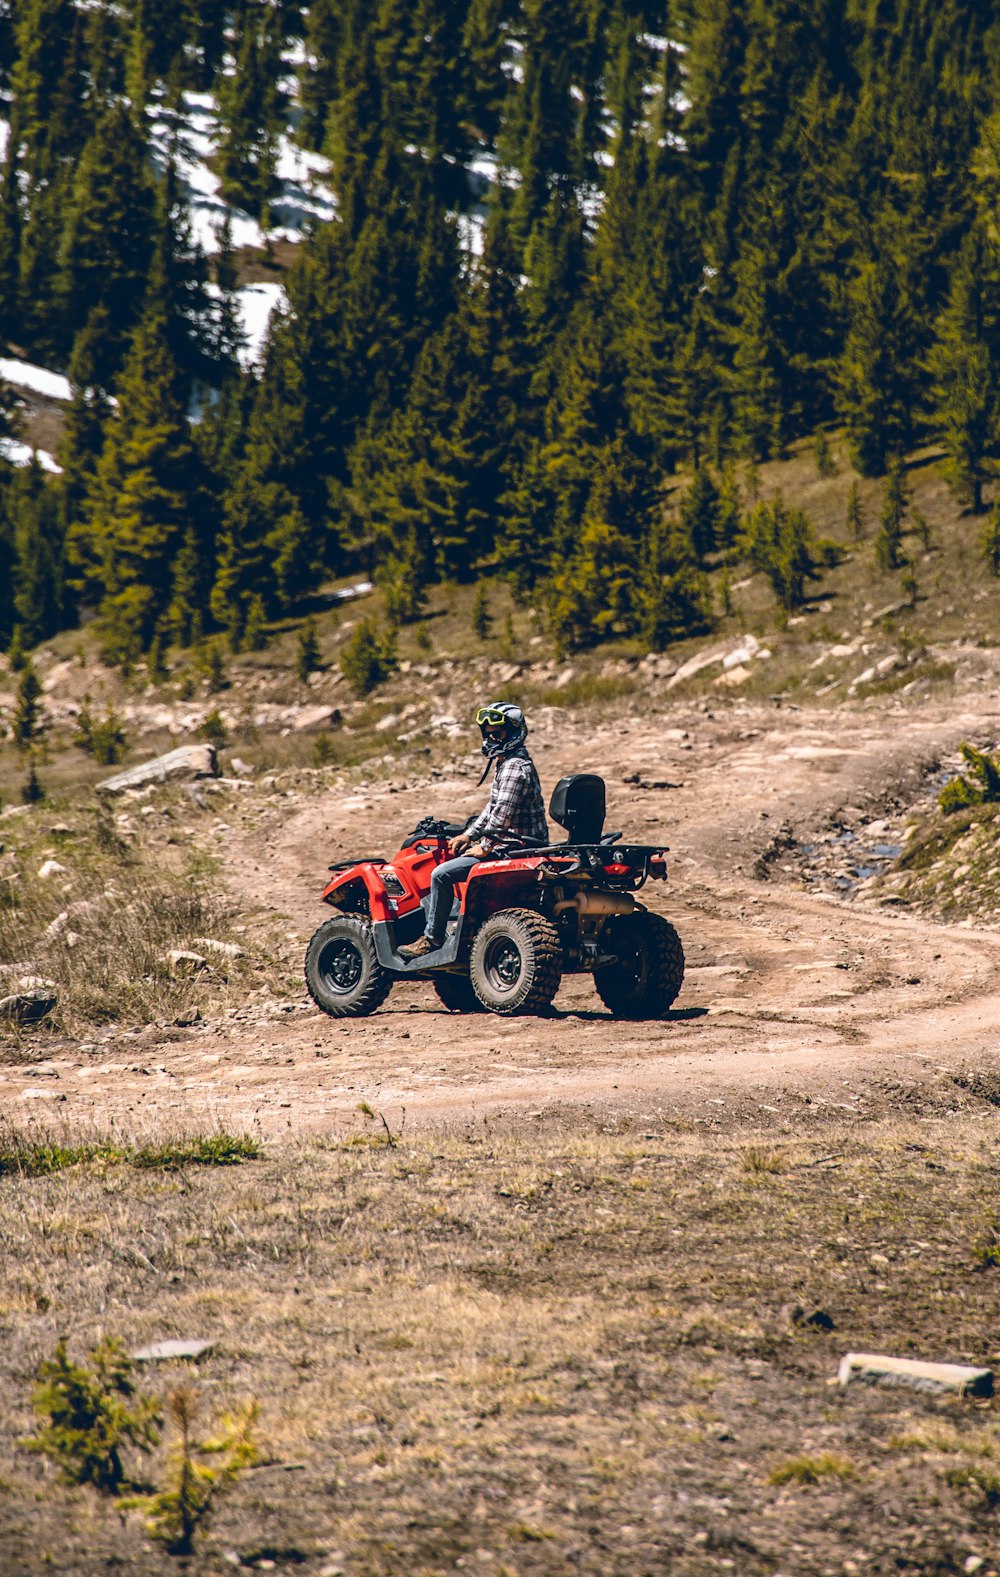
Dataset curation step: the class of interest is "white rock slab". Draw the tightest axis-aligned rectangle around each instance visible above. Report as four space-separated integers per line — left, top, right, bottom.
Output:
838 1352 993 1397
98 744 218 794
132 1339 214 1363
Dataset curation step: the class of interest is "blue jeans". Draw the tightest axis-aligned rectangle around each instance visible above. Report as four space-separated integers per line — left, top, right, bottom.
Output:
424 855 479 944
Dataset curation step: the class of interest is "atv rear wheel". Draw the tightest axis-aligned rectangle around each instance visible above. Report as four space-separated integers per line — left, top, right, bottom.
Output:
305 916 392 1018
432 974 484 1013
470 908 562 1015
594 912 684 1018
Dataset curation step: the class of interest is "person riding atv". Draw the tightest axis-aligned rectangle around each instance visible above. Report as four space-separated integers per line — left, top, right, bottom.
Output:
399 701 547 959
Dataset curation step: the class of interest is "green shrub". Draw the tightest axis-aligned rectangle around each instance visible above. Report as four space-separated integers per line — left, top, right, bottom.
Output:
0 1132 261 1177
741 493 816 610
24 1337 160 1491
313 732 336 766
938 743 1000 813
199 708 228 747
340 617 398 695
76 705 127 765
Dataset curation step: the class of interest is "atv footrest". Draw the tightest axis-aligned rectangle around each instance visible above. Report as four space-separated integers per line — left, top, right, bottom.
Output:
373 918 466 974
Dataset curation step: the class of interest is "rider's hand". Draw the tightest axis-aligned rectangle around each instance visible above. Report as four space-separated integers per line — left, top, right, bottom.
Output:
450 833 471 856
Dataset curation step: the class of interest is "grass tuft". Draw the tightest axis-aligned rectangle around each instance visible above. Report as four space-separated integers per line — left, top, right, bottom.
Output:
741 1144 787 1174
0 1131 261 1178
768 1453 857 1486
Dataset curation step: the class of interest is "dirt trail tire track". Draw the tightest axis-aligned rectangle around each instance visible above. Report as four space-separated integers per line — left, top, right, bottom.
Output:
4 698 1000 1134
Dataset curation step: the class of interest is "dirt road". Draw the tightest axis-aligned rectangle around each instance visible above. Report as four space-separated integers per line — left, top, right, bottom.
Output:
5 695 1000 1136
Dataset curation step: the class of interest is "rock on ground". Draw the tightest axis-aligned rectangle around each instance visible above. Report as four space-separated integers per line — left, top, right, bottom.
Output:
97 744 218 794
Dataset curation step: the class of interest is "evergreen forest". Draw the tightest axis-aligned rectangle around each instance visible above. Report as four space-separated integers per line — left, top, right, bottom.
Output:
3 0 1000 667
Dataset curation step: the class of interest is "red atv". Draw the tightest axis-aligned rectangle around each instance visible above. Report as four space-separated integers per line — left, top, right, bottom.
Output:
304 773 684 1018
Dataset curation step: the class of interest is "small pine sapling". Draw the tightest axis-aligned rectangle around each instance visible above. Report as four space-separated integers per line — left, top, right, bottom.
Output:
980 503 1000 577
21 760 45 803
146 634 169 684
296 617 321 681
846 480 865 541
195 643 227 693
912 508 932 552
313 732 336 767
901 557 919 608
813 430 837 478
119 1387 257 1557
875 456 907 570
414 622 432 652
244 594 269 651
24 1337 160 1491
471 582 492 641
718 565 733 617
13 662 42 751
199 708 228 747
90 708 127 766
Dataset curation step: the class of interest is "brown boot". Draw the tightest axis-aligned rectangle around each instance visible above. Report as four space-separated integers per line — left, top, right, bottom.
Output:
398 935 437 960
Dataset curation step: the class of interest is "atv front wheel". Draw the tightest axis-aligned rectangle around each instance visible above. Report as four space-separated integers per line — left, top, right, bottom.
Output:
305 916 392 1018
594 912 684 1018
469 908 562 1015
432 974 484 1013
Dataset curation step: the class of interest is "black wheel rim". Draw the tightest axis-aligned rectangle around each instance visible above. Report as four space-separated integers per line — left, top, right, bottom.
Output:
483 934 524 994
318 938 364 995
612 930 648 994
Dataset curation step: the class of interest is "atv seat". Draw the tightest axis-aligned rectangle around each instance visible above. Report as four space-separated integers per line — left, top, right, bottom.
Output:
549 774 607 844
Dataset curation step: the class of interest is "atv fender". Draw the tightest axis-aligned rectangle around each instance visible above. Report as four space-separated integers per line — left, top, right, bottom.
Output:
322 861 387 911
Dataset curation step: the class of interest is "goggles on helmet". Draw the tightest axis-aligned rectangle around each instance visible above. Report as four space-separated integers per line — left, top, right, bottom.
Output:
476 705 510 728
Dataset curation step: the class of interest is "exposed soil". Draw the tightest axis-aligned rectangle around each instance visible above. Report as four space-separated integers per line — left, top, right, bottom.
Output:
3 690 1000 1137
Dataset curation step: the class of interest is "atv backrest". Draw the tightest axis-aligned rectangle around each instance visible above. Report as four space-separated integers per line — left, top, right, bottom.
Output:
549 773 606 843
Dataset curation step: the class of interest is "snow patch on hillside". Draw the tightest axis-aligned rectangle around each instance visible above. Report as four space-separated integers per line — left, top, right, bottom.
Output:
0 439 62 473
235 282 285 367
147 90 335 257
0 358 72 402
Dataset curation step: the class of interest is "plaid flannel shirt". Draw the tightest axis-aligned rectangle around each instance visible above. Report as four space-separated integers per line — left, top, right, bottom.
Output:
467 748 548 853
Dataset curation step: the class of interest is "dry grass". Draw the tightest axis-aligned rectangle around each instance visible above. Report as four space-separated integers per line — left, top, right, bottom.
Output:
0 797 272 1040
0 1112 998 1574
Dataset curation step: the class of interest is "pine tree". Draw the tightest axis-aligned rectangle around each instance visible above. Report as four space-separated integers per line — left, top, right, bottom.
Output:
55 101 156 380
930 224 1000 514
679 469 722 563
638 513 713 652
13 661 42 750
839 251 916 477
216 0 283 220
11 458 68 644
742 492 815 610
73 301 202 662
